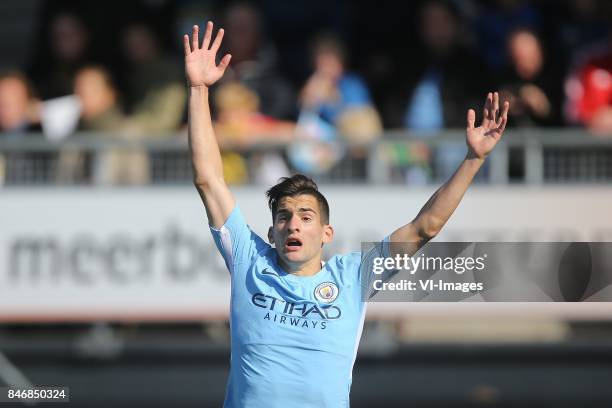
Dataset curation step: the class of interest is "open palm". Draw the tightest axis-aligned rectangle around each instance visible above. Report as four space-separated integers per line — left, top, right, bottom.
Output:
183 22 231 87
466 92 510 159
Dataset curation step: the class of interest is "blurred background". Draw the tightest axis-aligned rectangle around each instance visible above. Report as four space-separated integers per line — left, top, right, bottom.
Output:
1 0 612 406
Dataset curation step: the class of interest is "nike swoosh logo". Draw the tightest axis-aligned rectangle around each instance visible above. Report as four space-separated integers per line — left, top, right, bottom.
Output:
261 268 279 277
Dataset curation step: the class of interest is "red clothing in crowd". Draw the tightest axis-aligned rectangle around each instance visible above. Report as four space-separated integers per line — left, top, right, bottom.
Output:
569 54 612 124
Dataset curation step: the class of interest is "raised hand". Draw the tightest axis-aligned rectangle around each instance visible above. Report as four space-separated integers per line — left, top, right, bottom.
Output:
466 92 510 160
184 22 231 88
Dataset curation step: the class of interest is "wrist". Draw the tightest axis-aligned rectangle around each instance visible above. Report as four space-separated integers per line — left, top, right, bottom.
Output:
464 152 486 166
189 84 209 93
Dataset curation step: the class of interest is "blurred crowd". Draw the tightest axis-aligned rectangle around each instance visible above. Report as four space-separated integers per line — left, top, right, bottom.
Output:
1 0 612 184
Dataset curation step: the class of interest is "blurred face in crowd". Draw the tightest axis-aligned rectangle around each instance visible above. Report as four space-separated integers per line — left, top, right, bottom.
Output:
122 24 159 65
508 30 543 80
224 4 261 63
420 2 457 56
268 195 333 269
0 76 30 131
314 49 344 82
74 68 117 120
51 13 89 62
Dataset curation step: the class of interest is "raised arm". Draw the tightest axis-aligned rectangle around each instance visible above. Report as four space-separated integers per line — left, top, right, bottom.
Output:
184 22 235 228
390 92 510 255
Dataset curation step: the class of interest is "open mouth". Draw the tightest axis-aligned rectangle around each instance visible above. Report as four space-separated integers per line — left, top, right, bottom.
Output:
285 238 303 250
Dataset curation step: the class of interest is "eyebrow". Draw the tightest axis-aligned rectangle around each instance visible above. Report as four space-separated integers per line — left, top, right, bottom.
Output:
276 207 317 215
298 207 316 213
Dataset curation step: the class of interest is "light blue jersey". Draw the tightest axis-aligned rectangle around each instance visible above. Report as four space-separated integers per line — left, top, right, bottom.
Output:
210 206 384 408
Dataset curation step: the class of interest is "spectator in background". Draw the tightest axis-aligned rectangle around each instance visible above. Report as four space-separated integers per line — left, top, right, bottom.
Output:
74 66 124 131
299 33 382 143
289 33 382 180
67 65 149 184
0 71 40 134
402 0 490 182
212 80 294 185
29 11 93 99
404 0 489 130
565 33 612 134
217 2 296 121
499 28 562 127
472 0 541 70
213 81 295 145
209 3 297 185
0 71 42 185
119 20 186 133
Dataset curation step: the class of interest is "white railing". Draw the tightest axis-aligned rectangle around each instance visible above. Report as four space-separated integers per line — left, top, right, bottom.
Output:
1 129 611 185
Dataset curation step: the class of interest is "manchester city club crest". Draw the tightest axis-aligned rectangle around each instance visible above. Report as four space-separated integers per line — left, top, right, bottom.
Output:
314 282 339 303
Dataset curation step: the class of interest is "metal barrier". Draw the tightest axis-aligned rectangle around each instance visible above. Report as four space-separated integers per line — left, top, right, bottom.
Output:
1 130 612 186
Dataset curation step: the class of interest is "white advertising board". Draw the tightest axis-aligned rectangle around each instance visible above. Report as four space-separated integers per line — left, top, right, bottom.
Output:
1 186 611 321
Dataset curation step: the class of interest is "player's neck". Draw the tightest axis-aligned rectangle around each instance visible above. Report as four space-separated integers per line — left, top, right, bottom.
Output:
278 255 323 277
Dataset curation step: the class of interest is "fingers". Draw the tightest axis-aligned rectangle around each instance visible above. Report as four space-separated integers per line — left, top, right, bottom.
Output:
493 91 499 120
191 24 200 51
473 91 510 137
498 100 510 132
211 28 225 53
482 92 503 128
183 34 191 56
187 22 225 53
496 100 510 128
467 108 476 130
482 92 492 128
218 54 232 71
191 25 199 50
202 21 213 50
498 116 508 134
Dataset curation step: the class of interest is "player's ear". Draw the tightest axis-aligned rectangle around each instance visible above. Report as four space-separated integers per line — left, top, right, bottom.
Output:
322 224 334 245
268 227 274 244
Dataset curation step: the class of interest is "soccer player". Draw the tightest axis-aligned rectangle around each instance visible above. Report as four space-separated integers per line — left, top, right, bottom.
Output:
184 22 509 408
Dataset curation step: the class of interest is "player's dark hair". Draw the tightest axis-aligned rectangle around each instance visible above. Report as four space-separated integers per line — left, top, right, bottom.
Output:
266 174 330 224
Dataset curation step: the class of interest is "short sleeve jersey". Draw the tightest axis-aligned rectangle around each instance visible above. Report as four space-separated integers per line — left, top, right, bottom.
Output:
210 206 385 408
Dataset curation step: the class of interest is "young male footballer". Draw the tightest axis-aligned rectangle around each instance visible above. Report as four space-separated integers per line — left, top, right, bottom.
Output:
184 22 509 408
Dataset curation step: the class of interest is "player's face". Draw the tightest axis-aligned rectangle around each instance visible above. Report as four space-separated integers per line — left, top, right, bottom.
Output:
270 194 333 267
